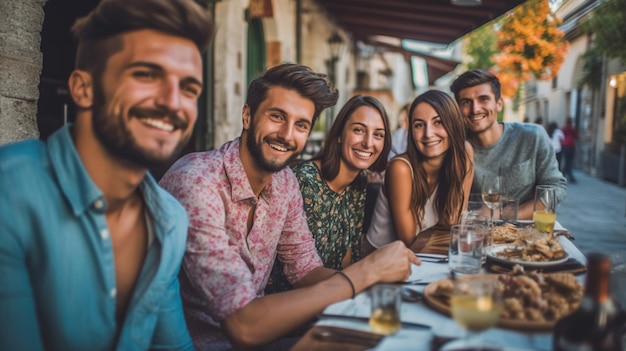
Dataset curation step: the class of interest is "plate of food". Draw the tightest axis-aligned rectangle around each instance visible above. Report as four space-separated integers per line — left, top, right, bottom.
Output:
487 235 569 268
423 272 583 331
491 223 525 245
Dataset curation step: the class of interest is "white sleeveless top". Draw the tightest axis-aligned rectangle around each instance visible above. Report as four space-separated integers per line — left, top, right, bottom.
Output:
366 158 439 248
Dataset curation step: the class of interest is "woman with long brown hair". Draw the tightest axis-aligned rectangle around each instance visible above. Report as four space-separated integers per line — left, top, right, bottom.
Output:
266 94 392 294
366 90 473 248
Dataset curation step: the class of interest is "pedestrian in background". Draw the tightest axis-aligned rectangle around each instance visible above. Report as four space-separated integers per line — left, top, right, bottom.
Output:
548 121 565 171
388 103 410 160
562 116 578 183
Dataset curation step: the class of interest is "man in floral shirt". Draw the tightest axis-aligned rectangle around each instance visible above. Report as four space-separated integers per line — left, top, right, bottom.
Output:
160 63 420 351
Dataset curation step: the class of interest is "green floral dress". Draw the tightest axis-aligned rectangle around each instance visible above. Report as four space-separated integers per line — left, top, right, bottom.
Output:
265 160 367 294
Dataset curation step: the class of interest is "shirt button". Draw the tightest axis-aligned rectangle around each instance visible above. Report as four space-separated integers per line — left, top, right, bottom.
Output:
100 229 109 240
110 288 117 298
93 199 104 210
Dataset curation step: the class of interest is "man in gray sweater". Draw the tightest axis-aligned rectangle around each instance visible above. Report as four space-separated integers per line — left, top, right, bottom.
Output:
450 69 566 220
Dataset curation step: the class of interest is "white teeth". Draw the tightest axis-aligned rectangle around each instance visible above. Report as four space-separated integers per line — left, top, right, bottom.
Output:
269 143 287 152
423 140 441 146
140 118 174 131
354 150 372 157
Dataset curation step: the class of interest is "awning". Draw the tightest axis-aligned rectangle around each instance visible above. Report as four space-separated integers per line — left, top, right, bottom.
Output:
370 40 461 85
315 0 526 45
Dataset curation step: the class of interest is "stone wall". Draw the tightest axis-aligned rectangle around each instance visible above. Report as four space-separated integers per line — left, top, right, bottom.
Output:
0 0 46 144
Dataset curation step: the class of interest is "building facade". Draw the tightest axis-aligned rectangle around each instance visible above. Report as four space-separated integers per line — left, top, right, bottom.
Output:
523 0 626 184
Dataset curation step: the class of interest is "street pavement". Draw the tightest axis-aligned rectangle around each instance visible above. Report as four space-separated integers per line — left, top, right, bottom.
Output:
556 169 626 305
557 169 626 255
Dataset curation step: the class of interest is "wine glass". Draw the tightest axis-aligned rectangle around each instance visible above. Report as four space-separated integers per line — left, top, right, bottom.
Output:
442 276 503 350
481 174 502 246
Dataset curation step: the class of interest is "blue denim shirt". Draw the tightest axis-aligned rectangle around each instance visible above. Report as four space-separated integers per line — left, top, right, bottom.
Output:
0 126 194 351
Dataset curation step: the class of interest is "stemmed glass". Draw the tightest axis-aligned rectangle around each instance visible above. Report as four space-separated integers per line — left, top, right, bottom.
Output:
442 276 503 350
481 174 502 246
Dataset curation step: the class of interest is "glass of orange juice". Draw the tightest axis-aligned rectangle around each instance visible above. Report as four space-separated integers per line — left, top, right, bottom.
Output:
533 185 556 235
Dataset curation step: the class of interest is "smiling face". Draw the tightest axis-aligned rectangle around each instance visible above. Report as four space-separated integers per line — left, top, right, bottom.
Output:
243 86 314 173
90 29 203 169
411 102 450 160
457 82 503 136
338 106 386 172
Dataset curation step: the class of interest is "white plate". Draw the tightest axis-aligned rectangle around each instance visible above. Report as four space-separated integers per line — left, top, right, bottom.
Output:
486 244 569 267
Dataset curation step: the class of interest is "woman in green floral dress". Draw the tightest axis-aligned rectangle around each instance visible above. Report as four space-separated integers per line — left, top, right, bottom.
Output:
265 95 392 294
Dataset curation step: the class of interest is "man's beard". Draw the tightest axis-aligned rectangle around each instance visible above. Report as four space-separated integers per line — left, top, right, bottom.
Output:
91 83 191 170
245 123 300 173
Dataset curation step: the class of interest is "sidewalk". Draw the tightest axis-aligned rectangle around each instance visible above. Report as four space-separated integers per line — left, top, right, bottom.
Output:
557 169 626 255
556 169 626 305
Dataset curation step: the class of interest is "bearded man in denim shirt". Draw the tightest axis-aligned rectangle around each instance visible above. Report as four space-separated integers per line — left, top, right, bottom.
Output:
0 0 212 349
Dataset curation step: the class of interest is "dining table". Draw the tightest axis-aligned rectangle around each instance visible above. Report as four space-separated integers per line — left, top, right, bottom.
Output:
291 222 587 351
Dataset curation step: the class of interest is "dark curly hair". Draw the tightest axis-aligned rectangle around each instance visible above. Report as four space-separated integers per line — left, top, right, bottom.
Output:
245 63 338 129
450 69 502 102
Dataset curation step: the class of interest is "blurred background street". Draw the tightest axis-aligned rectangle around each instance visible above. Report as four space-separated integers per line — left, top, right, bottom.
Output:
557 170 626 306
558 170 626 255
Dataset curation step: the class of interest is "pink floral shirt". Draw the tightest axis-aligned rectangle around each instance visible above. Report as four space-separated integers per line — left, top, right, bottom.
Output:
159 138 322 350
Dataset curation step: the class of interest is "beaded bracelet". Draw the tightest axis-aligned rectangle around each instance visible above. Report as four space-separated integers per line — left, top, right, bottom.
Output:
334 271 356 299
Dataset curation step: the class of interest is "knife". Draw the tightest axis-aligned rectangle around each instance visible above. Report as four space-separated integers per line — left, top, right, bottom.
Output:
318 313 431 330
312 326 383 345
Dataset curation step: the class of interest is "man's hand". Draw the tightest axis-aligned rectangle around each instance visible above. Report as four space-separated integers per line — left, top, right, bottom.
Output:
347 241 420 286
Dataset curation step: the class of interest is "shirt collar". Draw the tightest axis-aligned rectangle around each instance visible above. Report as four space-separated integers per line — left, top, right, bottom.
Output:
223 137 279 203
47 125 104 216
46 125 175 237
139 174 176 237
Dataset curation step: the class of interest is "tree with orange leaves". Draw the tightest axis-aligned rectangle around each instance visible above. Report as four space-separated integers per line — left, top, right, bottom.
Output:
494 0 569 97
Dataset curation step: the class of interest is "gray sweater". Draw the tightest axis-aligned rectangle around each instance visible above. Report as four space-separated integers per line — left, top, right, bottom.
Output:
471 122 567 206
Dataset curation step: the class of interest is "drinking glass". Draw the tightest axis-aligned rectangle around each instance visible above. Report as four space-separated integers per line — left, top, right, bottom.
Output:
481 174 502 245
499 196 519 224
441 276 503 351
369 284 402 335
467 193 490 217
449 224 484 275
533 185 556 235
460 212 490 264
